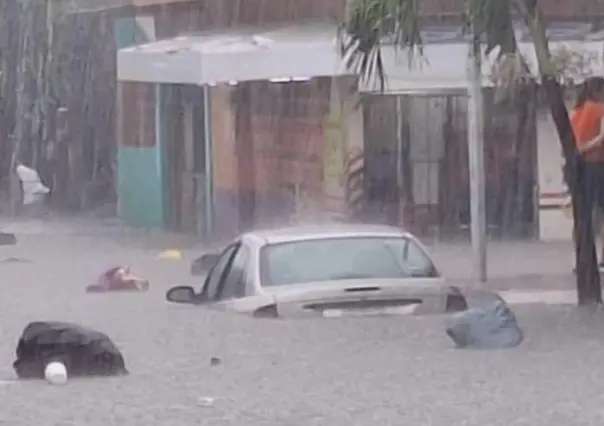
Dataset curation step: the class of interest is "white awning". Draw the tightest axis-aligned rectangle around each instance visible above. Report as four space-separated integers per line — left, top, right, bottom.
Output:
117 24 350 85
117 23 604 92
366 39 604 93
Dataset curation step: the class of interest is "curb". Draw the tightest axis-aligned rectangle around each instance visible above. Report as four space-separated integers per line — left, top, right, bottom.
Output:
498 290 576 305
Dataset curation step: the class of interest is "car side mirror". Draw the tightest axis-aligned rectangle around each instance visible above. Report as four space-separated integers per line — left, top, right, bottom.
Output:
191 253 220 276
166 286 198 304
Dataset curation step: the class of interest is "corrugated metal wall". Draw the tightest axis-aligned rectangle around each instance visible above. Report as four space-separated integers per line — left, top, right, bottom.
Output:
362 89 537 241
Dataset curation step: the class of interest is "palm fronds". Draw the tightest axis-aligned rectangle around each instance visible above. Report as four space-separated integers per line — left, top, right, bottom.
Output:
338 0 422 91
338 0 519 92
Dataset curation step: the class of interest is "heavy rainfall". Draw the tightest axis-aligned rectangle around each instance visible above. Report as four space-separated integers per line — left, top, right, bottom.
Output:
1 0 604 424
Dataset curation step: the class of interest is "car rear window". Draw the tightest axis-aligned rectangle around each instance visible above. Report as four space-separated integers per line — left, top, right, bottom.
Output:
259 236 436 287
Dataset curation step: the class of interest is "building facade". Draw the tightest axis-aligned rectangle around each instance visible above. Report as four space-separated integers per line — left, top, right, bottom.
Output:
76 0 604 240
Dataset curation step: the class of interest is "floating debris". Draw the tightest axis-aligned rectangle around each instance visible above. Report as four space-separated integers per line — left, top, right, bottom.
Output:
86 266 149 293
157 249 182 260
197 397 215 407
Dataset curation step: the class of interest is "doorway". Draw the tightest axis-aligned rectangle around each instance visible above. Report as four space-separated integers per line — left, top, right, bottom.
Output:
163 84 210 235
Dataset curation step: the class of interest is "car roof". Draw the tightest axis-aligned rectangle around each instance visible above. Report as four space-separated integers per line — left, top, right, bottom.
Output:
241 223 411 245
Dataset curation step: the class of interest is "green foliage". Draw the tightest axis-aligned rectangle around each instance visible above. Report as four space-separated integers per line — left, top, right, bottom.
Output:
338 0 422 91
338 0 517 91
465 0 516 55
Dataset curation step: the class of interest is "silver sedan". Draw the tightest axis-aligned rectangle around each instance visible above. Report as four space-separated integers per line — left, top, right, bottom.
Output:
165 224 467 318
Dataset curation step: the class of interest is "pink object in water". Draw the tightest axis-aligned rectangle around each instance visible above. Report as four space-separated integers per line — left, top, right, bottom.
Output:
86 267 149 293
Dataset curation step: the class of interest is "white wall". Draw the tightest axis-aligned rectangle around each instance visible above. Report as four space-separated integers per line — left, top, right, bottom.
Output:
536 110 573 241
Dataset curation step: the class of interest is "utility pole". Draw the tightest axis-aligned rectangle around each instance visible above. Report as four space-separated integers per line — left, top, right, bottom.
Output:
466 24 487 282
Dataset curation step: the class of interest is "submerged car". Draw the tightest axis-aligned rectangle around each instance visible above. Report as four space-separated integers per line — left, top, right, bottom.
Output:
166 224 468 318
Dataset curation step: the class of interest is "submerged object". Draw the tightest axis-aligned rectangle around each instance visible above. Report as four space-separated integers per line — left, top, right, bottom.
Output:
44 361 68 385
0 232 16 246
86 266 149 293
157 249 182 260
13 321 129 379
446 298 524 349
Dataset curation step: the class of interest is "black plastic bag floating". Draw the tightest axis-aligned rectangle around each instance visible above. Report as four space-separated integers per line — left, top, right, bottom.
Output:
13 321 128 379
446 299 524 349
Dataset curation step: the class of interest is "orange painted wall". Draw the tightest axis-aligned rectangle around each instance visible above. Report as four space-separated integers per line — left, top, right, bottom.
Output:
208 77 362 229
209 86 238 188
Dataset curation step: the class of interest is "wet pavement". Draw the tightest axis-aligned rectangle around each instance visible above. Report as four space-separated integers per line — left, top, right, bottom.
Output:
428 240 577 290
1 219 603 425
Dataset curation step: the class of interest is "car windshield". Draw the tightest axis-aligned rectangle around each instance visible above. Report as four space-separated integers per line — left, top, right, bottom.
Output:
260 236 436 287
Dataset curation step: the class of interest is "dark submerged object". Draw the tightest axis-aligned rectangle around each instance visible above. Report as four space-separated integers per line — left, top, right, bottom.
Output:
13 321 128 379
0 232 16 246
446 299 523 349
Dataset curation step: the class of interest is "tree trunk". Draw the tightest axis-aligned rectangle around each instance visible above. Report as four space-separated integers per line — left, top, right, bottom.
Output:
520 0 602 304
0 0 19 190
542 77 601 304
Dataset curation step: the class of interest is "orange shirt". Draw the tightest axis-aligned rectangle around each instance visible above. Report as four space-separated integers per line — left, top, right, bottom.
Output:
571 100 604 162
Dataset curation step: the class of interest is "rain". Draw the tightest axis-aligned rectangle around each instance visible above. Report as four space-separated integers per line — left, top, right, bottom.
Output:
2 0 604 424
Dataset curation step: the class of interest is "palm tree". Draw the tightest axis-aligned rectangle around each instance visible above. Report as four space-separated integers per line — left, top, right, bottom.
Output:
338 0 602 305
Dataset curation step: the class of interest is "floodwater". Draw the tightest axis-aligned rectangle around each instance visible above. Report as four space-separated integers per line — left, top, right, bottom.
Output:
1 223 604 425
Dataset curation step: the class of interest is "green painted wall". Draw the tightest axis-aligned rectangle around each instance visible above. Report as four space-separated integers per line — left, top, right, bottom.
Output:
114 16 167 228
117 147 165 228
114 15 149 47
157 84 171 227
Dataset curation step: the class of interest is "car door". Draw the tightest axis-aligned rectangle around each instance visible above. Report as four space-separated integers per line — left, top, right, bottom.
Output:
201 244 239 301
210 243 275 313
215 244 250 303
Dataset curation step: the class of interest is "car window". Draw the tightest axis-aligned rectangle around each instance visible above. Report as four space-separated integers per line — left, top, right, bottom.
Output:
203 244 238 300
217 245 249 301
391 239 435 276
260 236 436 287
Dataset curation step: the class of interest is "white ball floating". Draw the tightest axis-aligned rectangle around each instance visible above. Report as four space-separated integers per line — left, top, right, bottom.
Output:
44 362 68 385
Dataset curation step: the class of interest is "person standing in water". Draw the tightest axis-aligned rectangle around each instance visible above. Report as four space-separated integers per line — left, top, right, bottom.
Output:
570 76 604 272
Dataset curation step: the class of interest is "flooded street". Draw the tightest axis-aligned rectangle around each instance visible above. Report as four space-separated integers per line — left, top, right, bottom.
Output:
0 220 602 425
1 0 603 423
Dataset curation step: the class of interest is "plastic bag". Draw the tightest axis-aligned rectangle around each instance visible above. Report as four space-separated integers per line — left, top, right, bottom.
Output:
446 299 523 349
15 164 49 205
13 321 128 378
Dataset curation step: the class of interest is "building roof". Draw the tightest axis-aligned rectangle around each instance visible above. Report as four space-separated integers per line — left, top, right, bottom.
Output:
60 0 191 13
117 21 604 92
61 0 604 19
118 23 351 85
